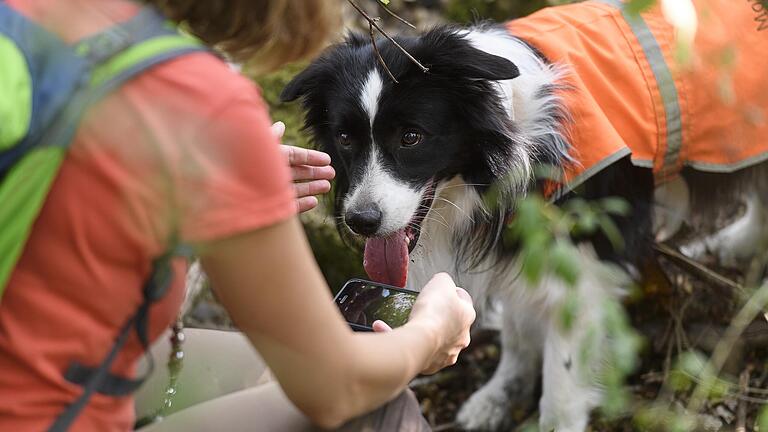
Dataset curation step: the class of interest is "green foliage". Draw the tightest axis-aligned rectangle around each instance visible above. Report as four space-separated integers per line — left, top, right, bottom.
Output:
497 191 641 417
668 351 729 398
625 0 657 16
503 194 630 288
255 63 312 149
759 405 768 431
444 0 549 23
634 404 697 432
600 299 644 418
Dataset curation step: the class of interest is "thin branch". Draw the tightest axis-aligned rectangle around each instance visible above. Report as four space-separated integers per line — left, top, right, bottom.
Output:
736 366 750 432
687 281 768 415
369 22 399 83
653 242 745 294
374 0 417 29
346 0 429 76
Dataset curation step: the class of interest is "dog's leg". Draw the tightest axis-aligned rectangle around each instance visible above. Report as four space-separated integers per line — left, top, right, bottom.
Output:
538 249 627 432
680 193 767 267
538 323 599 432
456 304 543 431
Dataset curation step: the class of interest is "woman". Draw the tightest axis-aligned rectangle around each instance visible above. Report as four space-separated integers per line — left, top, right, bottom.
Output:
0 0 476 431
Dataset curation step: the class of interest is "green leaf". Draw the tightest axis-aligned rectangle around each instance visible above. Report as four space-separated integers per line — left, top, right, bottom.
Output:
518 423 540 432
670 351 710 392
719 45 737 69
674 38 693 67
601 385 630 419
625 0 656 16
598 214 626 251
533 163 563 182
559 289 580 332
758 406 768 431
379 0 390 4
551 241 580 287
574 210 597 235
600 197 631 216
482 184 502 211
522 241 547 285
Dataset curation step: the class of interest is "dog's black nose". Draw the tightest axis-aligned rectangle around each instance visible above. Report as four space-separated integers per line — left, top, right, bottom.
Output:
345 204 382 236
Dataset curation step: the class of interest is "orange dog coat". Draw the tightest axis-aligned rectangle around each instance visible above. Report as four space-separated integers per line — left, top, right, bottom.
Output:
508 0 768 196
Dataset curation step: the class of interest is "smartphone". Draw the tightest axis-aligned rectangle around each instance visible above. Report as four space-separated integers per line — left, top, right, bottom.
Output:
334 279 419 332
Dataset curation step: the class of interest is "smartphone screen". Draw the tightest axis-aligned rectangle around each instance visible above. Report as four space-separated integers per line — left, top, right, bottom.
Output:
334 279 418 331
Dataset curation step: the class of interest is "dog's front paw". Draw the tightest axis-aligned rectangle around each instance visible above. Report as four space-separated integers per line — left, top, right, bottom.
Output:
456 385 513 431
457 377 536 431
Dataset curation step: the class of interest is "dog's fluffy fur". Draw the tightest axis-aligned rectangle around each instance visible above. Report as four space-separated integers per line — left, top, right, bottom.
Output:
282 22 768 431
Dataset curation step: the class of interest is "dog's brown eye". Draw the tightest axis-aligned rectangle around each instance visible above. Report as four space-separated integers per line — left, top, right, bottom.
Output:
338 132 351 147
401 130 422 147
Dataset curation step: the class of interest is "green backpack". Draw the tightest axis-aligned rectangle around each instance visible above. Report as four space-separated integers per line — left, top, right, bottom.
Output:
0 3 203 430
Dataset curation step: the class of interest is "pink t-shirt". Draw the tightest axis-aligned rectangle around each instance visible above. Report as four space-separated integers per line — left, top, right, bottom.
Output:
0 2 296 430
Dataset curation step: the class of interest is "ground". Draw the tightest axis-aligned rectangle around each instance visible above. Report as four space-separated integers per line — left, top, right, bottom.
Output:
184 253 768 431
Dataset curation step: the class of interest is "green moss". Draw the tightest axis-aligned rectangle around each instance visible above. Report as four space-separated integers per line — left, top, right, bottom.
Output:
254 63 312 149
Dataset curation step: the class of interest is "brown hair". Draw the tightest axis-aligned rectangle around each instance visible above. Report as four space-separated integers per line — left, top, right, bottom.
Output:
147 0 340 73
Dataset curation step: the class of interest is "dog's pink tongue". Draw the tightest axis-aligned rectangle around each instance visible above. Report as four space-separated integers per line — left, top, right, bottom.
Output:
363 230 409 288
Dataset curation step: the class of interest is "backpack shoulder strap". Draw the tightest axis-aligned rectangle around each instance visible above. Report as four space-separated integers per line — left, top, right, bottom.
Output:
32 5 205 157
0 5 205 292
30 10 205 432
0 2 92 291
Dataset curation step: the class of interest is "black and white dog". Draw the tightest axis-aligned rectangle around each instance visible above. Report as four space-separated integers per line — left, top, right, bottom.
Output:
281 3 768 430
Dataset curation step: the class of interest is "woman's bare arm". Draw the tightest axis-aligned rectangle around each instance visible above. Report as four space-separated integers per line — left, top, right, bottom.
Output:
199 217 473 428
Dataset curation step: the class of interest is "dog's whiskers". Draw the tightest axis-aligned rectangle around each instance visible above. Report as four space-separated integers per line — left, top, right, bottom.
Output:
419 216 449 229
439 183 490 190
415 204 452 227
406 222 435 242
427 208 450 226
434 197 475 223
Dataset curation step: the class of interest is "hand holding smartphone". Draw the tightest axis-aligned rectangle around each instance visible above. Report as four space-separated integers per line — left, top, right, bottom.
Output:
334 279 419 332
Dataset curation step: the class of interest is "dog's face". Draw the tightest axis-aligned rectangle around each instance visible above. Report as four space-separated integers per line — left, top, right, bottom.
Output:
282 28 520 286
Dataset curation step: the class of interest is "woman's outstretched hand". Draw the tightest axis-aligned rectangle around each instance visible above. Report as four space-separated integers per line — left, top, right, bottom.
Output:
273 121 336 213
373 273 476 375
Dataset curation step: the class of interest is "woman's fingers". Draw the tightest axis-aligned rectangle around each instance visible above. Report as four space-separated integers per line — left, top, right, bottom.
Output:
272 121 286 139
281 145 332 167
286 147 332 213
290 164 336 182
294 180 331 198
276 138 334 212
296 196 319 213
372 320 393 332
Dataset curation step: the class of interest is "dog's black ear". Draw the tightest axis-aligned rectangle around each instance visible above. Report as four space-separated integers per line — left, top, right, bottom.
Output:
418 28 520 81
345 31 369 48
280 64 321 102
453 49 520 81
281 32 368 102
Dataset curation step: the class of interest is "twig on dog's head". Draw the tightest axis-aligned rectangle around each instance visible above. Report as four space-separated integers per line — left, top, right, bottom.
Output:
369 21 399 83
346 0 429 81
374 0 417 29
